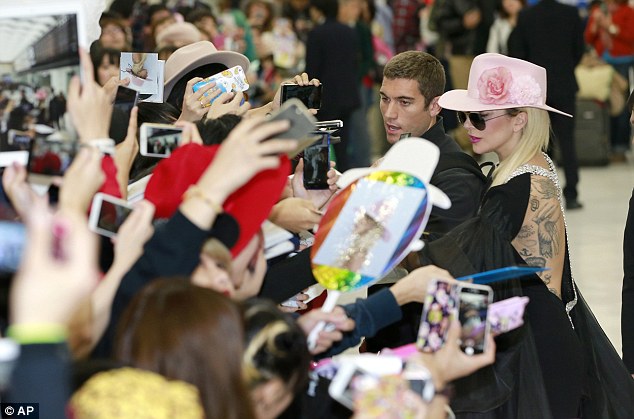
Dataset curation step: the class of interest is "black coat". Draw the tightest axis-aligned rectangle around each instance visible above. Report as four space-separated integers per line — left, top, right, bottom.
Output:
305 18 360 120
422 118 487 238
507 0 584 107
622 189 634 372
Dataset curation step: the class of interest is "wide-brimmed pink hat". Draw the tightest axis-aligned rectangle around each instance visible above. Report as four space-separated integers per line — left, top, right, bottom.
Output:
439 53 571 117
163 41 250 100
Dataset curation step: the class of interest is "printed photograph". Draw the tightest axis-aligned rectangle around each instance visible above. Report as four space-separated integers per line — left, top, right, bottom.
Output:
313 178 426 278
120 52 159 96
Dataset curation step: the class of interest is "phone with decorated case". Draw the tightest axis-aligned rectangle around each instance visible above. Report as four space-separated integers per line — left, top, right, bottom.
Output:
416 279 457 353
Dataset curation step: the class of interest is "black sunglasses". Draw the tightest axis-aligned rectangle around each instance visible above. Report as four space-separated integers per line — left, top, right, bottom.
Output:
457 111 508 131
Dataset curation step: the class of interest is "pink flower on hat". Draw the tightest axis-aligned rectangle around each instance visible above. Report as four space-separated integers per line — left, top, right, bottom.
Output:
477 67 513 104
508 74 542 106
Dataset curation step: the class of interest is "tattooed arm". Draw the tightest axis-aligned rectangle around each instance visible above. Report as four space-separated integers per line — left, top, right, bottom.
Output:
512 175 566 298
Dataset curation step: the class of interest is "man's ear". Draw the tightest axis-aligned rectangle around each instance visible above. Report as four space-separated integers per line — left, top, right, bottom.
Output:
513 111 528 132
429 96 442 118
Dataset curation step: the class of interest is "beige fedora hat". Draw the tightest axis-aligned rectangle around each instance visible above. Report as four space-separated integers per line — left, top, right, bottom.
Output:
163 41 250 100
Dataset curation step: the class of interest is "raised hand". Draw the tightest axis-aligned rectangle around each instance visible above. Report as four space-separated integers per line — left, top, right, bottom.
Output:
11 201 99 326
297 306 355 355
178 78 219 123
197 116 298 204
417 319 496 386
111 200 156 273
390 265 455 305
114 106 139 198
268 197 322 233
2 163 48 219
67 49 113 143
206 91 251 120
291 158 338 210
59 147 105 215
174 120 203 146
180 116 298 230
272 72 321 110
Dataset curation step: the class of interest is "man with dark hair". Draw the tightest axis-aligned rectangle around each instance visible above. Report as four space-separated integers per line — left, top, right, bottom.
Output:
381 51 446 144
366 51 486 351
379 51 484 235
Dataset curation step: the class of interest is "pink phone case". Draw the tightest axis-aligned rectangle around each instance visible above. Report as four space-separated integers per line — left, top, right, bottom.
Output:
488 296 530 335
416 279 457 353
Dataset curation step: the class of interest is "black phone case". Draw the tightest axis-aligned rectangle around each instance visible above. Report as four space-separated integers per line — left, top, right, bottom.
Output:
281 84 322 109
303 136 330 190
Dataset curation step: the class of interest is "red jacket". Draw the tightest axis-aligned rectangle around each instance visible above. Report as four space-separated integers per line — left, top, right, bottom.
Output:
585 4 634 58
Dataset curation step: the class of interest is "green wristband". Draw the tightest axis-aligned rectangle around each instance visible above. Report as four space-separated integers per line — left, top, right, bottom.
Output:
7 324 67 344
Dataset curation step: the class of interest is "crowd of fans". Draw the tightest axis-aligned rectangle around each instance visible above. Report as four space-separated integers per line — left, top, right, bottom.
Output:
1 0 634 418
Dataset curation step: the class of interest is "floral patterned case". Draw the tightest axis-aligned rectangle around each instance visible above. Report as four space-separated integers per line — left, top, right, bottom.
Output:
488 296 530 336
416 279 457 353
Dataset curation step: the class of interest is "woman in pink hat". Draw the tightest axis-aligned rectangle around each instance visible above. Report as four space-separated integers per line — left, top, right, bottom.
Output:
417 53 634 417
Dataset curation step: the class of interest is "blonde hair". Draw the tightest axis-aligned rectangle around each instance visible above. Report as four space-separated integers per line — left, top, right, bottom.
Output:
200 238 232 275
491 107 551 187
242 320 290 387
241 300 311 393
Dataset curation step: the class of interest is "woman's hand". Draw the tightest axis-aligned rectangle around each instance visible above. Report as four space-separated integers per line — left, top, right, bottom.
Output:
2 163 48 219
111 200 155 273
197 116 298 204
114 106 139 198
11 202 99 326
180 117 298 230
291 158 338 210
297 306 355 355
418 319 496 387
279 292 309 313
268 197 322 233
174 120 203 146
102 76 131 103
178 78 220 123
390 266 455 305
59 147 105 215
272 73 321 111
67 49 113 142
206 91 251 120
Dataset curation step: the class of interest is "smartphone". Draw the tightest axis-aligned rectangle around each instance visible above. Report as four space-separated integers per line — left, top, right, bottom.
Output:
488 295 529 336
329 363 377 410
139 123 183 158
402 361 434 402
112 85 139 124
192 65 249 99
7 130 33 150
416 279 457 353
88 193 134 238
303 135 330 190
281 84 322 109
266 99 318 157
457 283 493 355
0 205 25 273
329 356 402 410
27 138 78 184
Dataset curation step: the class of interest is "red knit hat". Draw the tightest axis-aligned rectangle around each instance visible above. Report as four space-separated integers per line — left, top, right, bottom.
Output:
144 143 290 256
